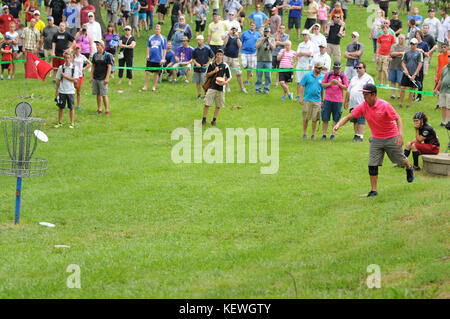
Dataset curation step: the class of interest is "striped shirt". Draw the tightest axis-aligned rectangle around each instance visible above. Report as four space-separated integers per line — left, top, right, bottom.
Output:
279 49 297 69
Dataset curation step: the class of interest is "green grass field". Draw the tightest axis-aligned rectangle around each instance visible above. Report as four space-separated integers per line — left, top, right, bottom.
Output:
0 2 448 298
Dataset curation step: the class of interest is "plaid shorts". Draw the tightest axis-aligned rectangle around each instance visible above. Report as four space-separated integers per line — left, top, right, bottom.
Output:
241 53 257 69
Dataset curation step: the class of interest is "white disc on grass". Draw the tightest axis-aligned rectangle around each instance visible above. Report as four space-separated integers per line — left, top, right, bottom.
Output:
34 130 48 143
39 222 55 227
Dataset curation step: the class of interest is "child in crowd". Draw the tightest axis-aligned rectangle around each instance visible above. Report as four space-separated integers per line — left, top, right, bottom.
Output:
1 35 13 80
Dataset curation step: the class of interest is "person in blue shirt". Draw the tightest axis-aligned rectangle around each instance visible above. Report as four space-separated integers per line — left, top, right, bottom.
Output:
240 21 261 85
288 0 303 41
298 61 325 140
8 1 22 19
407 7 423 31
163 40 177 83
141 24 167 92
63 1 80 38
247 3 269 35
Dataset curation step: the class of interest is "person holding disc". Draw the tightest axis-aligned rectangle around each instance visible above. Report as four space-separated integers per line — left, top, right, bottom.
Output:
202 49 231 126
404 112 440 171
333 83 415 197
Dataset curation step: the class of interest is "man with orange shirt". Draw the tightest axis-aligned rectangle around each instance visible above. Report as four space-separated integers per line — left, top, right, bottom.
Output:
434 43 449 118
376 25 396 85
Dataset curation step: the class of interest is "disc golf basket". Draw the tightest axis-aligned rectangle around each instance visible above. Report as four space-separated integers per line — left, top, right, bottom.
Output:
0 103 47 224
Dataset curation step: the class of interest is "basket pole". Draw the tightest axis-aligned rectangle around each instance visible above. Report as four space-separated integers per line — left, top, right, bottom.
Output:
14 177 22 224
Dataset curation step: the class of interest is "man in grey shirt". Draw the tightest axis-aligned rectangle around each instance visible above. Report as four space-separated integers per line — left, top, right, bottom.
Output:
388 34 407 100
343 31 363 80
41 16 59 78
272 24 289 87
399 38 423 109
222 0 242 21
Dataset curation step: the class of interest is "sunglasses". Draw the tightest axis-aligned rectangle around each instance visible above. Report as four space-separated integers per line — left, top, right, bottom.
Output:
334 16 340 19
355 66 364 69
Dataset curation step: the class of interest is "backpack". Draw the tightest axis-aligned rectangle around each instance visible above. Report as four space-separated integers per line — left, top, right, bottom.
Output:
62 65 75 78
93 51 115 73
324 71 344 85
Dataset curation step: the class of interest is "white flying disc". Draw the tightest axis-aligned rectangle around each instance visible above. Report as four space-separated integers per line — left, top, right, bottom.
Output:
54 245 70 248
34 130 48 143
39 222 55 227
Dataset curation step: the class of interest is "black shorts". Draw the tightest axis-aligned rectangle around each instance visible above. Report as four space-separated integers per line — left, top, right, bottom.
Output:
209 45 224 55
195 20 205 32
304 18 317 29
400 74 416 88
123 11 130 19
58 93 75 110
279 70 293 82
343 9 348 20
106 48 116 55
157 4 167 15
147 60 162 73
272 56 280 70
288 17 301 29
1 63 11 70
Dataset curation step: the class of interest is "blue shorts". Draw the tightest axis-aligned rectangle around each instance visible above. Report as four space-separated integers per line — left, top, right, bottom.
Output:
388 69 403 84
321 100 343 123
349 109 366 124
139 13 147 20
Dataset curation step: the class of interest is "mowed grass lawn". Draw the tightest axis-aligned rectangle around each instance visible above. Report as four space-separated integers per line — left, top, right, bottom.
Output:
0 3 448 298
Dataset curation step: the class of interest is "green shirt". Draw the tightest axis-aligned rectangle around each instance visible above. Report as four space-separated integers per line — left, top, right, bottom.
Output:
256 36 275 62
440 65 450 94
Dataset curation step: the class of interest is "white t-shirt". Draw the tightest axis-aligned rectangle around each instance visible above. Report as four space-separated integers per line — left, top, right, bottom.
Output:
296 40 317 68
56 63 77 94
224 19 241 35
122 0 133 11
312 51 331 74
347 72 375 109
310 33 326 55
6 31 19 51
73 53 88 78
423 17 440 39
437 16 450 43
87 21 102 52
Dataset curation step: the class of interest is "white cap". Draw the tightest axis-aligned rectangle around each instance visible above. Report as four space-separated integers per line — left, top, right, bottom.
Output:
410 38 418 44
33 10 40 15
319 42 327 48
88 12 94 17
352 31 360 37
302 29 310 35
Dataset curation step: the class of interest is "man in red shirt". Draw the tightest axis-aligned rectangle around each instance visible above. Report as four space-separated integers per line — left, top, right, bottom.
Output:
333 84 415 197
80 0 95 26
376 25 396 85
0 6 14 36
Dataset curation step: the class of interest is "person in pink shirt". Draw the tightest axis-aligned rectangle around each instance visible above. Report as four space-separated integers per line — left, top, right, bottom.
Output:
333 83 415 197
320 61 348 140
277 40 298 101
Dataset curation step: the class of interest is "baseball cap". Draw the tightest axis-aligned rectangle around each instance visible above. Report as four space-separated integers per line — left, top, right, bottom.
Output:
124 25 132 30
47 16 54 20
302 29 310 35
314 61 324 69
33 10 40 15
73 43 81 49
196 34 204 40
94 39 105 46
88 12 94 17
2 5 8 10
352 31 359 37
271 7 278 12
333 61 341 69
312 23 320 28
4 34 11 40
361 83 377 94
216 48 224 54
319 42 327 48
230 26 238 30
410 38 418 44
229 10 236 15
264 26 270 32
392 11 398 15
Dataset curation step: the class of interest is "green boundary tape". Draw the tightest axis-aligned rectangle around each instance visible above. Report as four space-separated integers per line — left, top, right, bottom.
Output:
0 55 436 96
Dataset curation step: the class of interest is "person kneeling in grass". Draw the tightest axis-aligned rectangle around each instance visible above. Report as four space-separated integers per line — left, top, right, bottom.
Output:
333 83 415 197
404 112 440 171
55 52 78 129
